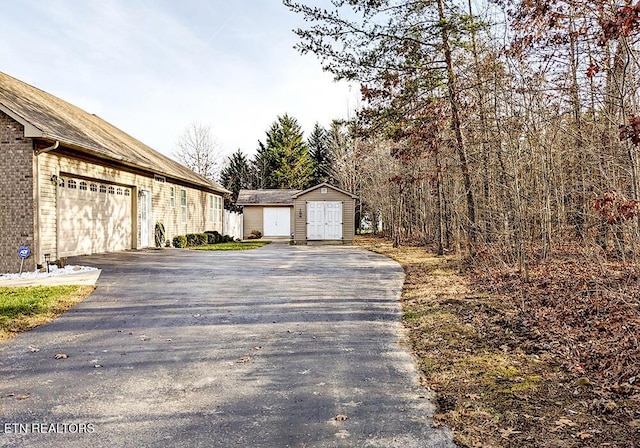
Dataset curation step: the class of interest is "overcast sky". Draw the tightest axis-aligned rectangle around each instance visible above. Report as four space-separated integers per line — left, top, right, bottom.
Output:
0 0 359 160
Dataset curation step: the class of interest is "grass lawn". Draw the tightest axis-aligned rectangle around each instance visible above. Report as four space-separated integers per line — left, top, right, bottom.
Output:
0 285 94 341
192 240 271 251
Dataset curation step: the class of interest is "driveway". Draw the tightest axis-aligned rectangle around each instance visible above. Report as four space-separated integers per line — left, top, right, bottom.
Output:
0 245 455 447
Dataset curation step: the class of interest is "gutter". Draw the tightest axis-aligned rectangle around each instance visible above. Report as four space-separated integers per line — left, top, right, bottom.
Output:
35 140 59 156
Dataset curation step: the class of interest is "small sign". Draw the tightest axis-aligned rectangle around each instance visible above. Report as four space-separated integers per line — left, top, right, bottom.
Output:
18 246 31 259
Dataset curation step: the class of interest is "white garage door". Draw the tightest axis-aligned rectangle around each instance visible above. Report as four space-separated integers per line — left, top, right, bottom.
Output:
307 201 342 240
263 207 291 237
57 178 132 257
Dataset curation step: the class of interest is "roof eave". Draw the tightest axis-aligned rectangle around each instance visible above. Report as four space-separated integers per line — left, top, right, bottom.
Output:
0 103 43 137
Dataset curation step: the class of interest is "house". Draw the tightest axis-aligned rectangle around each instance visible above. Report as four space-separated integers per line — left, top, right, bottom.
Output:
237 183 358 244
0 71 229 273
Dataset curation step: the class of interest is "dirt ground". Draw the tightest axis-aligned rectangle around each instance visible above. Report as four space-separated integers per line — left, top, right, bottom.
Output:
355 237 639 448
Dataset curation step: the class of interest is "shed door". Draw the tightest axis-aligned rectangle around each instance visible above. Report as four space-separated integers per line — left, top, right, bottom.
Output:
306 201 343 240
58 178 132 257
263 207 291 237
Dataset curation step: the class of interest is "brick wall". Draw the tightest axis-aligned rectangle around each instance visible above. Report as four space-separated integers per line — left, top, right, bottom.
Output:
0 111 36 273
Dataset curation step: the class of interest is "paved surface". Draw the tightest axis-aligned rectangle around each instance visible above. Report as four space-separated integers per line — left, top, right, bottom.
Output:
0 245 455 447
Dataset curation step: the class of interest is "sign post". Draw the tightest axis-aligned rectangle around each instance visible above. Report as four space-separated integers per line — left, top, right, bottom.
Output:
18 246 31 274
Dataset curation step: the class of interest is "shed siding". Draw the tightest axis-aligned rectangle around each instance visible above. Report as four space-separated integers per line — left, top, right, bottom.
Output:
0 112 36 273
37 151 223 261
293 187 356 244
242 206 264 239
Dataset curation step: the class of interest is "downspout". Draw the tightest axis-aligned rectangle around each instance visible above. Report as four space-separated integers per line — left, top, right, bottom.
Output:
35 140 59 156
34 140 60 268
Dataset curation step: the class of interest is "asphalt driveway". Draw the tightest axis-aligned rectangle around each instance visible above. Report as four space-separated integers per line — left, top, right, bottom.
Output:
0 244 455 447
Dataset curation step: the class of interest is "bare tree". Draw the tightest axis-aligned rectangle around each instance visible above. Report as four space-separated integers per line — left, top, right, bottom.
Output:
174 122 223 181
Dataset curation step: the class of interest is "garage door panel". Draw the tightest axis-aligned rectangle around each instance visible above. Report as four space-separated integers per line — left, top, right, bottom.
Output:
263 207 291 237
58 179 132 257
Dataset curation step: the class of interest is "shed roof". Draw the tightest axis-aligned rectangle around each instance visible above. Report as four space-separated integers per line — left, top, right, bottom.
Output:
0 71 228 194
291 182 358 199
237 189 301 206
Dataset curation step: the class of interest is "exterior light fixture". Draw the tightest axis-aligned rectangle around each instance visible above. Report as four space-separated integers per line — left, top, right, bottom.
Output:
50 174 58 184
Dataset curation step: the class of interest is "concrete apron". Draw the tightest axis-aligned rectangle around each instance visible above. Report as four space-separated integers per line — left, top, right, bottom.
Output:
0 245 456 448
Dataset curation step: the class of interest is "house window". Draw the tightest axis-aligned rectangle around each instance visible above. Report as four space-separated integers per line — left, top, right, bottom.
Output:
79 181 87 191
116 187 123 195
108 186 115 194
170 187 175 208
99 185 107 193
210 195 222 226
90 183 97 192
59 178 65 188
180 189 187 224
68 179 77 189
154 174 166 183
124 189 130 196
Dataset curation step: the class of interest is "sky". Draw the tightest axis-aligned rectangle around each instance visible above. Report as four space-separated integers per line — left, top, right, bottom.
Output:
0 0 359 160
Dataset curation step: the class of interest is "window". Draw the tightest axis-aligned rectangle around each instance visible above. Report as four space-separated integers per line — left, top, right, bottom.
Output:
68 179 77 189
124 189 130 197
209 194 223 226
154 174 166 183
116 187 123 195
108 186 115 194
99 185 107 193
170 187 175 208
90 183 97 192
59 178 65 188
180 189 187 224
79 181 87 191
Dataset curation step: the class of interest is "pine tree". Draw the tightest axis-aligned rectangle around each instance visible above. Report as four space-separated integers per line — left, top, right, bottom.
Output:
220 149 252 203
254 114 313 189
308 122 332 184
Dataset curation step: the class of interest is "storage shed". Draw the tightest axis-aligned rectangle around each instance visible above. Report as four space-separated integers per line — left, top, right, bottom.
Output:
236 189 300 239
293 183 358 244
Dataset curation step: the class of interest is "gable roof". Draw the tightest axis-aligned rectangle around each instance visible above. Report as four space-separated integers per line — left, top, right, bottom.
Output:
237 189 301 206
291 182 358 199
0 71 228 194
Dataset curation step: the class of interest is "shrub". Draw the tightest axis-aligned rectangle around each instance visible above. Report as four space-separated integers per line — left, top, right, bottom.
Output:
248 230 262 240
222 234 233 243
185 234 198 247
172 235 187 248
206 233 216 244
154 222 166 248
196 234 207 246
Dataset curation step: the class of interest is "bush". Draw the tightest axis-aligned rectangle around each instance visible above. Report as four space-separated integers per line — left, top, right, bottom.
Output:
206 233 216 244
185 234 198 247
222 234 233 243
196 234 207 246
154 222 166 248
248 230 262 240
172 235 187 248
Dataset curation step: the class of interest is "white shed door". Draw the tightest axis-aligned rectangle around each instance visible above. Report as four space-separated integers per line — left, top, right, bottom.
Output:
263 207 291 237
306 201 343 240
58 179 132 257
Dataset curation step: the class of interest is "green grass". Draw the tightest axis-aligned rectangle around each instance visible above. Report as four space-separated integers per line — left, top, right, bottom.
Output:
0 285 94 341
192 241 271 251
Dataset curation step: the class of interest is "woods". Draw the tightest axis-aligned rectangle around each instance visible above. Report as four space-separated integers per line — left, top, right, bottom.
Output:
282 0 640 264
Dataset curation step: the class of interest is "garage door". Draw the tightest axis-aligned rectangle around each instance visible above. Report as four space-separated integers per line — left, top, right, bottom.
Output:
307 201 342 240
263 207 291 237
57 178 132 257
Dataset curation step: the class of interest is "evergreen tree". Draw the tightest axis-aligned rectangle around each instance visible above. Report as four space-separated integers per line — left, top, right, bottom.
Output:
220 149 252 203
254 114 313 189
308 122 332 184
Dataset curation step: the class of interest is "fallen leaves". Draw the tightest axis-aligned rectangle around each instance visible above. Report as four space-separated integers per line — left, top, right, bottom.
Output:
236 356 251 364
499 427 521 439
54 353 68 359
335 414 348 421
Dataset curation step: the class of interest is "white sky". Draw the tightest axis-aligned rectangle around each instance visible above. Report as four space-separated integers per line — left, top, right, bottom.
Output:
0 0 359 159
